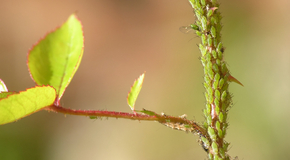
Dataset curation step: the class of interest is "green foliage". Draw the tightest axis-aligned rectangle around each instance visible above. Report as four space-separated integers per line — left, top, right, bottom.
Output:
28 14 84 103
0 14 84 124
0 1 242 158
127 72 145 111
0 86 56 125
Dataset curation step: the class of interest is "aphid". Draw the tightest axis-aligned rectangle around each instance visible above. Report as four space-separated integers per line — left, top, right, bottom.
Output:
180 24 211 36
179 24 200 34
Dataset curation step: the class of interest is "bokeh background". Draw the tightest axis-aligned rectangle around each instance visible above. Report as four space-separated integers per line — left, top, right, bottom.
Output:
1 0 290 160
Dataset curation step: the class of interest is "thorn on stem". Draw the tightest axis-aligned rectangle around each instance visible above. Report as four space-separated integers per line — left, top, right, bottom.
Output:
228 75 243 86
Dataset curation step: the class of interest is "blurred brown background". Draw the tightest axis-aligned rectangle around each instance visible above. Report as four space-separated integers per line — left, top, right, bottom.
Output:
1 0 290 160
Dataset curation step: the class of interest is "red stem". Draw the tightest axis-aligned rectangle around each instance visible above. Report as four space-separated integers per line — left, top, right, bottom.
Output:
47 105 209 140
48 105 157 120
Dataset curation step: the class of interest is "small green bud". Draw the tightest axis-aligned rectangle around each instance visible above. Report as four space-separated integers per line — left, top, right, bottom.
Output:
200 0 205 6
212 141 219 154
211 26 216 38
212 0 217 5
218 78 224 89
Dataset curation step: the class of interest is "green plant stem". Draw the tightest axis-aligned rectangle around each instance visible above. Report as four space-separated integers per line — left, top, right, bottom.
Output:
188 0 233 159
48 105 209 138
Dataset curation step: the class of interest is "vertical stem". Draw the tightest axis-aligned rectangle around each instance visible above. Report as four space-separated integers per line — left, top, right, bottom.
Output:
188 0 232 159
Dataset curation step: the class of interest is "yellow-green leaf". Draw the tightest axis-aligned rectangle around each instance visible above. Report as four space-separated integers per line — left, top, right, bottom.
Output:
0 86 56 125
127 72 145 111
28 14 84 104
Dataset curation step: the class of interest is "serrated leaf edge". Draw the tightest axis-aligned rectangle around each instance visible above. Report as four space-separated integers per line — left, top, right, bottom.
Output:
0 85 56 125
127 72 146 111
